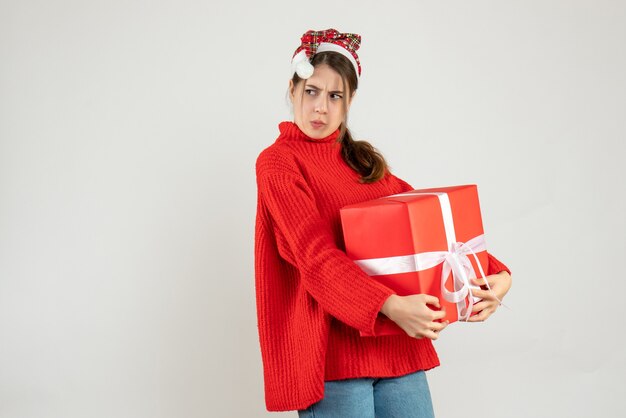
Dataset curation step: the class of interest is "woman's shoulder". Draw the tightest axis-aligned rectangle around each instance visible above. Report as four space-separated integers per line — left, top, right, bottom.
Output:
255 142 299 176
384 170 415 192
256 141 295 163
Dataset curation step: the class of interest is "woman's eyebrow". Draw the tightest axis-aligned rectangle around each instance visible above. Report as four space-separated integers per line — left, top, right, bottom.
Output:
305 83 344 94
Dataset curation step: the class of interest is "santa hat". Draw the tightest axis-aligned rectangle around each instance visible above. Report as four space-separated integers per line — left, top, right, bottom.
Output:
291 28 362 80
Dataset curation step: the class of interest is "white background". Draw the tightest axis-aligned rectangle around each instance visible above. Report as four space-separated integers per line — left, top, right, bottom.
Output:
1 1 625 417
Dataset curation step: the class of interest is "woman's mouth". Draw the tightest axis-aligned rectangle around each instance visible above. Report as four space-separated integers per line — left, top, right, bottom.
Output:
311 120 326 129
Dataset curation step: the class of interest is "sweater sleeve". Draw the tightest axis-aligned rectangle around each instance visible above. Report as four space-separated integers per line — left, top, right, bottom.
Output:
256 153 397 335
387 172 414 193
487 252 511 276
388 172 512 276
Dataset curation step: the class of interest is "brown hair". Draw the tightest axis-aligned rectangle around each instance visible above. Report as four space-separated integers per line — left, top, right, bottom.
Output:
289 51 389 184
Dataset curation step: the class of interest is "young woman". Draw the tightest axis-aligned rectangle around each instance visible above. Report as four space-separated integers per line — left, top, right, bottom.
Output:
254 28 512 418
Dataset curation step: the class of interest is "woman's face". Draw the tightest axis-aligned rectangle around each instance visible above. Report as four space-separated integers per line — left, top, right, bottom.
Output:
289 63 353 139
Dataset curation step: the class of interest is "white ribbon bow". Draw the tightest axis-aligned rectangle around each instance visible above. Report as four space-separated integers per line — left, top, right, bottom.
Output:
441 237 490 321
355 234 501 321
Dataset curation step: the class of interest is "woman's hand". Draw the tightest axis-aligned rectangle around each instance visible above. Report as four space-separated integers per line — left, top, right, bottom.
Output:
466 271 512 322
380 294 449 340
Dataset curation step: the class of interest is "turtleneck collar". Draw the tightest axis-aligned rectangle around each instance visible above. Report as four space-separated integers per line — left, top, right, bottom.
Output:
278 121 341 143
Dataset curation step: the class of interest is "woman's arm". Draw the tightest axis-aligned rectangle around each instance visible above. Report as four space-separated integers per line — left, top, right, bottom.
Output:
256 149 396 335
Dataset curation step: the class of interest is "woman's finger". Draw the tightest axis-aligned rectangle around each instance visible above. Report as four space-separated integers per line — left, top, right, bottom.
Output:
467 308 494 322
432 309 447 320
422 294 441 308
431 320 449 332
471 277 487 286
470 288 496 300
472 274 498 288
414 320 448 340
425 329 440 340
471 301 490 313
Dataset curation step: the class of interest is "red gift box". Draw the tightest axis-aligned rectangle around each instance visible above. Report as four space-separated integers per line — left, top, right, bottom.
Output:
340 184 490 337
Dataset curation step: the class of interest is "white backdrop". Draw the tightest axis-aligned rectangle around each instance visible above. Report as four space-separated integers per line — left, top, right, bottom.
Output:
1 1 625 417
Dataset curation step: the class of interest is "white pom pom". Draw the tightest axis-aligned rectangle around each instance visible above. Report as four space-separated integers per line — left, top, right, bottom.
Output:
291 50 314 79
295 60 314 79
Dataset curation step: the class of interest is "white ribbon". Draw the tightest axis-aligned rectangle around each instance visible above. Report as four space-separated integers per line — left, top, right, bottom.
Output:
353 191 506 321
355 234 488 320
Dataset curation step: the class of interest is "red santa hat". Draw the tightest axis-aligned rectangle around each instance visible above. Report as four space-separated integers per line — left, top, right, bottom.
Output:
291 28 362 80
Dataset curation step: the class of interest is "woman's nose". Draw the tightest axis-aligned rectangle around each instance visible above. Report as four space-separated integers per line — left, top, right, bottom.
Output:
315 95 328 113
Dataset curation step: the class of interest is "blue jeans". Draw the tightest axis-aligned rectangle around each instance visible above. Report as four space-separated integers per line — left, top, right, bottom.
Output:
297 370 435 418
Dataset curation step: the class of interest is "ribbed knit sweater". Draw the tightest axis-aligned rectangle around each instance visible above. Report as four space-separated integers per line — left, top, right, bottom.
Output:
254 121 511 412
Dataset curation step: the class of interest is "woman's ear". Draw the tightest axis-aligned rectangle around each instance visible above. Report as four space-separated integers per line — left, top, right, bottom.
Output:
288 79 295 99
348 90 356 106
348 91 356 108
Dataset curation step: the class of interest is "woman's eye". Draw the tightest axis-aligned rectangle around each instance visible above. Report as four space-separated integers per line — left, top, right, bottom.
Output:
304 89 342 100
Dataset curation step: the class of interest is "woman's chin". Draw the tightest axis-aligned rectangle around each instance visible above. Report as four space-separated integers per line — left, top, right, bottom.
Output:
296 120 333 139
304 128 327 139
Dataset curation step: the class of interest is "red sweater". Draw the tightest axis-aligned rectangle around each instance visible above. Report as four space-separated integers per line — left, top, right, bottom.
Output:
254 121 511 411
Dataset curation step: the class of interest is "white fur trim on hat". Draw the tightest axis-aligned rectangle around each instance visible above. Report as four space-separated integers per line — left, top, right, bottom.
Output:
316 42 360 79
